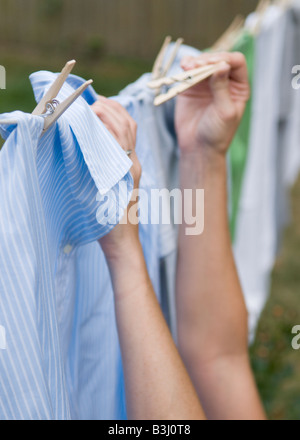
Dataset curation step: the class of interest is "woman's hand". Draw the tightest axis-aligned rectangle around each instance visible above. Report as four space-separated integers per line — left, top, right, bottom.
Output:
175 52 250 156
91 97 142 262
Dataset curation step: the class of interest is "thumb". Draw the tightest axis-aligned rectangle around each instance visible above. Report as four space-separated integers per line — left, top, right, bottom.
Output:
210 62 235 119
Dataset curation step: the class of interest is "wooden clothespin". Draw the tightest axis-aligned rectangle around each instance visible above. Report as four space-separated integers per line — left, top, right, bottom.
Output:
255 0 270 15
151 36 184 97
147 62 225 106
32 60 93 133
0 60 93 132
252 0 271 36
211 15 245 52
152 36 184 80
275 0 293 10
152 36 172 80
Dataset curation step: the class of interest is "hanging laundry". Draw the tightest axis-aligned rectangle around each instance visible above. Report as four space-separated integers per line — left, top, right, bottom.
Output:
228 29 255 239
1 0 300 419
275 0 300 249
234 4 290 340
0 76 134 419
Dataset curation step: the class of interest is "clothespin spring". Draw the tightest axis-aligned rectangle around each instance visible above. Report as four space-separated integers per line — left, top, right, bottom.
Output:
42 99 60 117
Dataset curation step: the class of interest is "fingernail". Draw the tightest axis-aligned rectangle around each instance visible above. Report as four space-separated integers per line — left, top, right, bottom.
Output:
207 56 220 63
182 60 193 67
183 64 194 70
221 60 230 67
218 61 230 71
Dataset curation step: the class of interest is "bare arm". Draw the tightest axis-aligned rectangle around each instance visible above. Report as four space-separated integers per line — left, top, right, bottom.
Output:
104 237 204 420
93 97 205 420
175 53 266 420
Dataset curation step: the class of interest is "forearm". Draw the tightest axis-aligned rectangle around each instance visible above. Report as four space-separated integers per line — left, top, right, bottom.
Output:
176 148 265 419
105 238 205 420
177 149 247 355
190 353 265 420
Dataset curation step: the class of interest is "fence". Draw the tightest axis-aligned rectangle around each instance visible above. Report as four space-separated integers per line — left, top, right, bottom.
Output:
0 0 258 59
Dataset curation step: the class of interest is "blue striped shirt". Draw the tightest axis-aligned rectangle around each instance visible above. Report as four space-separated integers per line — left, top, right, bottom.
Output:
0 75 136 419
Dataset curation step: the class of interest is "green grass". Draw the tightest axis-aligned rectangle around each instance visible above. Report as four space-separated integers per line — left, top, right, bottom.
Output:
250 179 300 420
1 52 300 420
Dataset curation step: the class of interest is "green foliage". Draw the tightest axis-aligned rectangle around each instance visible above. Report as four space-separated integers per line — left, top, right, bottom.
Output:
38 0 63 18
84 35 106 61
250 179 300 420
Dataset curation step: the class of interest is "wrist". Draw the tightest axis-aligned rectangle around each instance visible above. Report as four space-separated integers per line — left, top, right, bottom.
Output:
180 145 227 172
101 233 142 266
103 237 150 297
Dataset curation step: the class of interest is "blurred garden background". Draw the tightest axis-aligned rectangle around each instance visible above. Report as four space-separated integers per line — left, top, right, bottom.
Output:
1 0 300 420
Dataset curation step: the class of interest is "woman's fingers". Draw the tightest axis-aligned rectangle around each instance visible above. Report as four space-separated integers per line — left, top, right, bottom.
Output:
98 96 137 141
216 52 249 92
92 100 126 135
92 101 121 139
181 55 206 70
91 97 141 189
92 99 137 150
181 52 250 97
209 61 238 120
180 52 250 119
